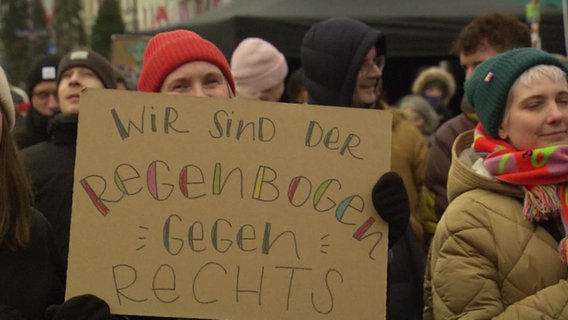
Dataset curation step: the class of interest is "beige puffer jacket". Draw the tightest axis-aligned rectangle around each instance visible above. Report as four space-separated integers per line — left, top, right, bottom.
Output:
424 130 568 319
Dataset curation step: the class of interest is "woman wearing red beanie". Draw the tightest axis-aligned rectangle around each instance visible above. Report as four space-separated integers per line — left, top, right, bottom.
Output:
138 29 235 99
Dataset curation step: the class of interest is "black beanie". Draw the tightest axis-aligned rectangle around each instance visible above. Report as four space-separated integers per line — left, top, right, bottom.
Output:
25 54 62 97
57 50 117 89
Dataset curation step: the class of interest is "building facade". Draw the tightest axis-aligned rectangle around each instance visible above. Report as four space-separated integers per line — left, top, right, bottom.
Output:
82 0 231 35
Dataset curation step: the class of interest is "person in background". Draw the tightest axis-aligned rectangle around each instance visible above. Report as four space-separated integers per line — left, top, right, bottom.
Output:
13 54 62 149
419 13 531 247
424 47 568 319
230 37 288 101
285 67 308 104
10 85 29 113
398 94 439 145
411 66 456 125
21 50 117 277
302 18 427 242
301 16 425 320
115 70 130 90
10 85 29 130
0 62 65 319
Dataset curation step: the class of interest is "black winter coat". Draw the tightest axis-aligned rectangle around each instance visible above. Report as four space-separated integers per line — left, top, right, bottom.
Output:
13 106 51 150
0 208 65 319
21 113 78 274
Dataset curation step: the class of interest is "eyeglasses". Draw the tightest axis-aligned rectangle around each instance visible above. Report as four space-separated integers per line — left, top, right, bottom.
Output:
360 55 386 75
32 90 57 101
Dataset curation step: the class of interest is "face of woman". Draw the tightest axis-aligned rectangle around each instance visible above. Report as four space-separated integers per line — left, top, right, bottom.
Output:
498 76 568 150
160 61 232 98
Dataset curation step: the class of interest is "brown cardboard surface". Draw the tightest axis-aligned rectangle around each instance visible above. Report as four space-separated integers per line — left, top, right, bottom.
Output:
66 88 392 319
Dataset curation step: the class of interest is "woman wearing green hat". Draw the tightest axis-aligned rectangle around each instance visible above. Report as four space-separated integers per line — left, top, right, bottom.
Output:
424 47 568 319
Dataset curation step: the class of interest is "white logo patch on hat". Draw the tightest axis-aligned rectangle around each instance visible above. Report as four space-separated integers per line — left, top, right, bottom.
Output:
41 66 56 80
70 51 89 60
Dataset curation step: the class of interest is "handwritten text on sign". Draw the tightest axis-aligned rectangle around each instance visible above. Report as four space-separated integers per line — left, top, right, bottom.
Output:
66 89 392 320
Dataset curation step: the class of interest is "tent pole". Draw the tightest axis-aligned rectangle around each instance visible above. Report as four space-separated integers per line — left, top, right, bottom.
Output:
527 0 542 48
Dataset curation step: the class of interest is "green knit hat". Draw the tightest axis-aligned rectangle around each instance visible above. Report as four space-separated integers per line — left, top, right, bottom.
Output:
465 47 568 138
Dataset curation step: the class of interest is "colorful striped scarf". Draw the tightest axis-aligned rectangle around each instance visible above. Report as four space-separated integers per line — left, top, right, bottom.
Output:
473 123 568 263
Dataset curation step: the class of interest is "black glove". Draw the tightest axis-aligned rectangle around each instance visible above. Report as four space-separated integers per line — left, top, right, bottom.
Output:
372 171 410 247
45 294 113 320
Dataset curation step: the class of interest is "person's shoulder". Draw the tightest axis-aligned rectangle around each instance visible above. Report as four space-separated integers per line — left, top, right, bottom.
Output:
434 114 476 138
12 118 29 135
19 142 46 167
443 188 521 227
390 108 419 132
433 189 491 246
393 114 428 148
398 118 422 135
20 140 50 154
29 207 52 233
429 114 476 152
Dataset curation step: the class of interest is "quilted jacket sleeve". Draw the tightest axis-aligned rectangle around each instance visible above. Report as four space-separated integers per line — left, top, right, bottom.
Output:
494 281 568 319
429 190 568 320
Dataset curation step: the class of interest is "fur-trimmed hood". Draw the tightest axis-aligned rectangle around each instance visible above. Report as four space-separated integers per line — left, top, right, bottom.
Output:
411 67 456 108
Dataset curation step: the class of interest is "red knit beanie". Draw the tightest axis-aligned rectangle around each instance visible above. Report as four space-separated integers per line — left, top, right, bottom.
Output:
138 30 235 94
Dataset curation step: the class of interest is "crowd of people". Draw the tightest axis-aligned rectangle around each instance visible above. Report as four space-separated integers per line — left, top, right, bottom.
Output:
0 10 567 320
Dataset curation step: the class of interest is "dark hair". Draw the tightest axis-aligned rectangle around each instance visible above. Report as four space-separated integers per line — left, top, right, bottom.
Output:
452 13 531 55
0 112 32 250
115 70 131 90
285 68 305 103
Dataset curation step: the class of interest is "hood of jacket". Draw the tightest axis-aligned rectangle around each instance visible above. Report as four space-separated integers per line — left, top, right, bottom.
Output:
300 17 385 108
447 130 524 203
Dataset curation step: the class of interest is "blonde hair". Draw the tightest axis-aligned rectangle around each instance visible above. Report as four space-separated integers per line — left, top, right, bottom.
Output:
498 65 568 134
514 64 567 88
503 65 568 118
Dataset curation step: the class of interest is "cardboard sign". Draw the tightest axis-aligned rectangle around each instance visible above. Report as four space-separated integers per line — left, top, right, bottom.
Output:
66 89 392 319
110 34 150 89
